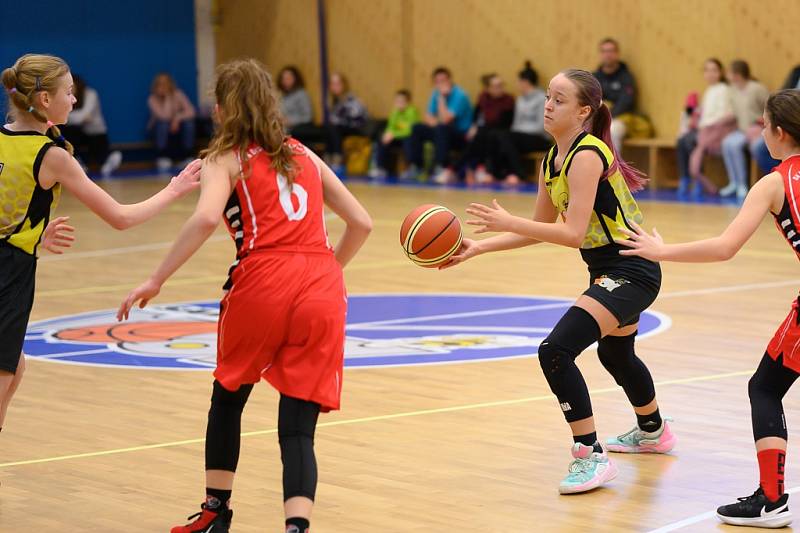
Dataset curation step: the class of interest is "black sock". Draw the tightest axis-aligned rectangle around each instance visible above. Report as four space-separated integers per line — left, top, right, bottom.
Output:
286 517 310 533
636 408 662 432
573 432 602 452
205 488 231 510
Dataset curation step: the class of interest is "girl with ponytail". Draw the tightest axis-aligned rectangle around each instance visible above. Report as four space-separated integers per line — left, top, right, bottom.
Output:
0 53 200 440
118 58 372 532
443 69 674 494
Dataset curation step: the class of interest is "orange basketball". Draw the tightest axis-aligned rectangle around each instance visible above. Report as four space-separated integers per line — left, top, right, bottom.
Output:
400 204 463 268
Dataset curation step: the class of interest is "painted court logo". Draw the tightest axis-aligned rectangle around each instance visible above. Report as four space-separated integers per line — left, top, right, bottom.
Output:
24 294 670 369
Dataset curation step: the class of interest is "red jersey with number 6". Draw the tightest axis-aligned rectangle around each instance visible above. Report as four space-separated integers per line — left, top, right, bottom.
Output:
215 139 346 412
222 139 332 288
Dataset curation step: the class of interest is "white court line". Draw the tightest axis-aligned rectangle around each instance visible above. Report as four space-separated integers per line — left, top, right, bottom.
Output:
347 324 550 333
647 486 800 532
660 279 800 299
30 348 113 359
348 302 570 328
39 235 229 262
39 212 340 263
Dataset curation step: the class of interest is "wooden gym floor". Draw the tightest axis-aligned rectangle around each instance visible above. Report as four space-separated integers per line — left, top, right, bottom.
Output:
1 178 799 532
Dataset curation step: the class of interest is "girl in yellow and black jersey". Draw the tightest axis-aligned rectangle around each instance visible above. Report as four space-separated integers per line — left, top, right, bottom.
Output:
444 69 674 494
0 54 201 436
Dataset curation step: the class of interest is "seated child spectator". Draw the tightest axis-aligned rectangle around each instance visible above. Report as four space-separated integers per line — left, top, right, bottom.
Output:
369 89 419 179
402 67 472 184
148 72 196 173
720 60 769 199
325 72 368 176
462 73 514 184
278 65 325 149
676 58 736 199
61 75 122 178
487 61 550 186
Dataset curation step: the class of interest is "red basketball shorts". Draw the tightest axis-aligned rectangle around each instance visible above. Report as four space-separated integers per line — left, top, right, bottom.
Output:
215 250 346 412
767 297 800 373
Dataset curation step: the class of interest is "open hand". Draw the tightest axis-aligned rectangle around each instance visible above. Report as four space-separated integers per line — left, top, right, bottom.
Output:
615 221 665 261
167 159 202 197
41 216 75 254
465 199 515 234
117 278 162 321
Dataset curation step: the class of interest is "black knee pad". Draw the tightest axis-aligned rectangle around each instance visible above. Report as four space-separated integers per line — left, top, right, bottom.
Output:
597 332 655 407
279 395 321 501
749 354 798 441
538 306 601 422
205 380 253 472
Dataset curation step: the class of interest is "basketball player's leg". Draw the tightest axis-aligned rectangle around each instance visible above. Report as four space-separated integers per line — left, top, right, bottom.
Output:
280 394 321 533
171 380 253 533
717 353 797 527
0 353 25 430
537 294 620 494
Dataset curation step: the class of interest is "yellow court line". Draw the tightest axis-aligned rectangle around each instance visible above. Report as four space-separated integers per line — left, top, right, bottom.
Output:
0 368 753 469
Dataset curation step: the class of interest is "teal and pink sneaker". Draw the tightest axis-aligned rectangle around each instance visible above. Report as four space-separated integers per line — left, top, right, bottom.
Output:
606 418 676 454
558 442 618 494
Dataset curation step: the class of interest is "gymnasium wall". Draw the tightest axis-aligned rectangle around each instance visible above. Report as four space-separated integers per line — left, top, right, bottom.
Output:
0 0 198 143
216 0 800 140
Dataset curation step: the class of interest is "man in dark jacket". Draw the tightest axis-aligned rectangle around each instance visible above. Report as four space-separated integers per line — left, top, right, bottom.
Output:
593 38 636 148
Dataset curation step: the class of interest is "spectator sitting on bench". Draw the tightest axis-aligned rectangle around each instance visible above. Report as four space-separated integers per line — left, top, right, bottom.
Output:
593 37 637 149
325 72 368 177
61 75 122 178
402 66 472 184
147 72 196 173
720 60 769 199
369 89 419 179
487 61 550 187
676 58 735 199
278 65 325 150
462 73 514 185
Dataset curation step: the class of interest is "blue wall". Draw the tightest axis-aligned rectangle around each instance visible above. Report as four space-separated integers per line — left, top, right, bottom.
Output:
0 0 197 143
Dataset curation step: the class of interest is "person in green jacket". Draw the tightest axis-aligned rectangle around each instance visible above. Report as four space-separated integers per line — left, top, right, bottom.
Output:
370 89 419 178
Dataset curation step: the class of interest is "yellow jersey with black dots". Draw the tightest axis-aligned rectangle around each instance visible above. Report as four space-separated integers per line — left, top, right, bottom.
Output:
0 126 61 256
542 131 643 249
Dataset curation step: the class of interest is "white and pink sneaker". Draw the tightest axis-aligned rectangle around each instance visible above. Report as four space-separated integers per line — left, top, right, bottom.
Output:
558 442 618 494
606 418 677 454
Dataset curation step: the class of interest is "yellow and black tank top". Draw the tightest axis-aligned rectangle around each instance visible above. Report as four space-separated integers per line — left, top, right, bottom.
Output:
0 126 61 256
542 131 643 249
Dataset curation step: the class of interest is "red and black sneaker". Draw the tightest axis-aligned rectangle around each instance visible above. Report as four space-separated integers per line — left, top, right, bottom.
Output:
171 503 232 533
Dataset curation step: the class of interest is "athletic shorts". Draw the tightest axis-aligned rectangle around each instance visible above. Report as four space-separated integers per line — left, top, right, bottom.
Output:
767 295 800 373
215 250 346 412
0 243 36 374
580 244 662 327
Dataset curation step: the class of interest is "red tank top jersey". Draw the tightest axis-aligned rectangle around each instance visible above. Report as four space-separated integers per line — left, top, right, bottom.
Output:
771 155 800 258
767 155 800 371
222 140 332 288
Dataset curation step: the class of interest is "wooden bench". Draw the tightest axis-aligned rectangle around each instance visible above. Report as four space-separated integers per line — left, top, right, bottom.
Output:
622 137 760 191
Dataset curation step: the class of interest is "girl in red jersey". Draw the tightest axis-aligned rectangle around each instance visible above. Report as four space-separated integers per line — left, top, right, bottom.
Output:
619 89 800 529
117 59 372 533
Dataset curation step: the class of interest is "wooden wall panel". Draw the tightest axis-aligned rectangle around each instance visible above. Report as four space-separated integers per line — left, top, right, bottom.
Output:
216 0 800 139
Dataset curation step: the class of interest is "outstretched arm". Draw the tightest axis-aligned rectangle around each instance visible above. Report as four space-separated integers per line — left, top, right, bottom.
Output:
617 172 785 262
117 155 234 320
465 150 601 248
41 147 201 230
440 162 558 269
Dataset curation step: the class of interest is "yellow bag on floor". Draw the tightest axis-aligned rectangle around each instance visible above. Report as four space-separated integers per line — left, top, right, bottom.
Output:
344 136 372 176
617 112 654 139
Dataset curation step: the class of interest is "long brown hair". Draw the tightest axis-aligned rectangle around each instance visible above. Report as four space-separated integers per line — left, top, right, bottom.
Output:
561 69 647 192
1 53 74 154
201 58 296 182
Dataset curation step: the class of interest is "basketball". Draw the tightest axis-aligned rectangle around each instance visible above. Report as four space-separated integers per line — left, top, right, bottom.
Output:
400 204 463 268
